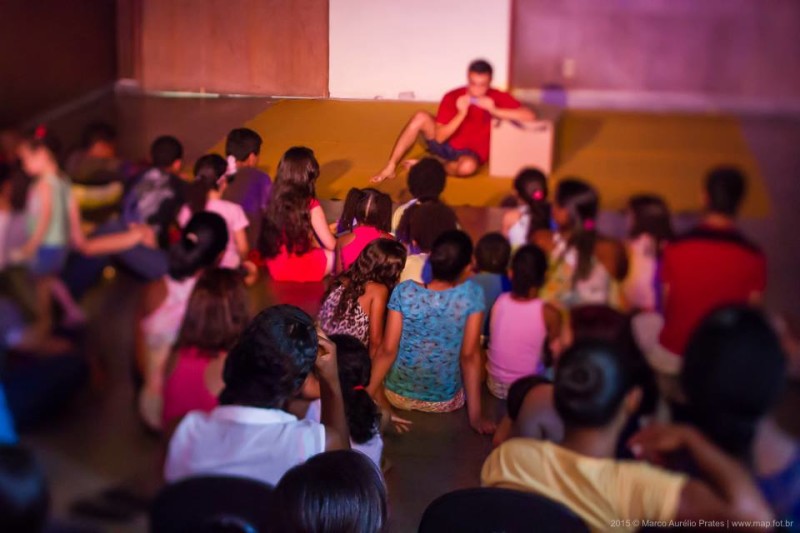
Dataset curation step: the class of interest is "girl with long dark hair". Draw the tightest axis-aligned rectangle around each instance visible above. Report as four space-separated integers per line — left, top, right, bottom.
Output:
502 167 551 248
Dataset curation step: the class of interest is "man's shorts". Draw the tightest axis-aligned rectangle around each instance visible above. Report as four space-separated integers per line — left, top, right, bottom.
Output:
425 139 478 162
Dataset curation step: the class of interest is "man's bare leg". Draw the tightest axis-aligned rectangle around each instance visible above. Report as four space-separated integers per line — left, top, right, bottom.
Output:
371 111 436 183
443 154 480 177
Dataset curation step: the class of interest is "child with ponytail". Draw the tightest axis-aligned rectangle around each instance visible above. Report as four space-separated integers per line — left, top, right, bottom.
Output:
177 154 249 269
502 167 551 248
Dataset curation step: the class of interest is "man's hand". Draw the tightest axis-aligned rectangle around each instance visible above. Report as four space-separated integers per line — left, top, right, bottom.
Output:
474 96 496 114
456 94 472 113
315 330 340 386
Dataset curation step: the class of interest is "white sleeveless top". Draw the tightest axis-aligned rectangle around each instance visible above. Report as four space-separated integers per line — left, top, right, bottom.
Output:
140 275 198 353
542 234 614 308
508 206 530 248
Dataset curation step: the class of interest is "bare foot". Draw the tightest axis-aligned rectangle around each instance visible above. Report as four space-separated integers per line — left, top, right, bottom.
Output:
400 159 420 170
370 163 397 183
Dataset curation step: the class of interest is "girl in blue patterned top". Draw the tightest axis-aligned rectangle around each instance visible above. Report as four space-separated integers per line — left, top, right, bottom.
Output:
368 230 495 434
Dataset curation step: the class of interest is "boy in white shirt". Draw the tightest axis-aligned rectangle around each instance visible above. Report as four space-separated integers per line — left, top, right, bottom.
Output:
164 305 349 486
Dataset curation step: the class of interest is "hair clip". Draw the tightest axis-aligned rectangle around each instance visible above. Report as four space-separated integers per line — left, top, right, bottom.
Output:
352 385 366 392
532 189 544 201
582 219 596 231
34 124 47 140
225 155 238 177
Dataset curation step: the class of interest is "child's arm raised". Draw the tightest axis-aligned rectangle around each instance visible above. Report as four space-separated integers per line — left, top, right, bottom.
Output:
316 333 350 451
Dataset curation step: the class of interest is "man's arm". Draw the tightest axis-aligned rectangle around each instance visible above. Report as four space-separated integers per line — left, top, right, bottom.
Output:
476 97 536 122
434 94 471 143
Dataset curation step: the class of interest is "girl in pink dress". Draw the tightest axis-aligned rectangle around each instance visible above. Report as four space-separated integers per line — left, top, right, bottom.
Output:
161 268 250 426
258 147 336 282
336 188 393 271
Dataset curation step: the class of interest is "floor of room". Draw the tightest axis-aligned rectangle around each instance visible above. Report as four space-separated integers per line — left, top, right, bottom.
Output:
16 92 800 532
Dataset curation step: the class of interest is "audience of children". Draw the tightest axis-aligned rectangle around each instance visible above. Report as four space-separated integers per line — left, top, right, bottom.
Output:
319 238 406 352
137 212 228 430
486 244 561 399
258 146 337 282
2 117 796 533
502 167 550 248
164 305 349 485
177 154 249 269
335 187 393 271
161 268 250 427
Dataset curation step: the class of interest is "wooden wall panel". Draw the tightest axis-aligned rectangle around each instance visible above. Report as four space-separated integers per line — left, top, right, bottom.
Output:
136 0 328 97
511 0 800 101
0 0 117 127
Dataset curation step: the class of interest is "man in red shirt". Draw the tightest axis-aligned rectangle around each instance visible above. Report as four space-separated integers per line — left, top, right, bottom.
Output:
648 167 766 397
371 60 535 183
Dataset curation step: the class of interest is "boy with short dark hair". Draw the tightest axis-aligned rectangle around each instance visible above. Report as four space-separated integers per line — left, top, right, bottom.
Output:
390 157 447 233
165 305 349 486
223 128 272 247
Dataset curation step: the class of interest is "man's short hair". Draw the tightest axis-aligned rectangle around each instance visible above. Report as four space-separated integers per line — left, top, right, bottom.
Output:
150 135 183 168
226 128 263 162
705 166 746 217
468 59 493 77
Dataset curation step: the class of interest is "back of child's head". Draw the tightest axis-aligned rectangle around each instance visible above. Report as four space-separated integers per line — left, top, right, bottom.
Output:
220 305 318 410
514 167 550 236
705 166 746 217
429 229 473 283
507 375 552 421
338 188 366 233
510 244 547 297
150 135 183 169
396 201 458 252
682 305 786 462
554 178 599 281
168 212 229 280
80 121 116 150
355 188 392 233
475 232 511 274
0 445 49 533
21 125 62 164
225 128 263 162
408 158 446 201
188 154 229 213
260 146 320 257
274 450 387 533
554 340 635 429
328 335 380 445
627 194 673 243
175 268 250 354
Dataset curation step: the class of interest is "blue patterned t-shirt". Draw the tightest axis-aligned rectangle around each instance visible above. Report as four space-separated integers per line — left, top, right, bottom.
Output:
384 280 485 402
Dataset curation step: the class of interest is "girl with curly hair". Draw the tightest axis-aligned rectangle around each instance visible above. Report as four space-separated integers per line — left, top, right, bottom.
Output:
318 238 406 356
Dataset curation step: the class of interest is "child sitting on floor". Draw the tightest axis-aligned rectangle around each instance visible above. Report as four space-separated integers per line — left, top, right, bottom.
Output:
391 157 447 234
335 188 393 271
165 305 350 486
396 200 458 284
502 167 550 249
471 232 511 338
487 244 561 399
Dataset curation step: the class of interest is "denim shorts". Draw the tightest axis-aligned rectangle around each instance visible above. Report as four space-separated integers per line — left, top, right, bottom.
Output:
32 246 68 276
425 139 478 162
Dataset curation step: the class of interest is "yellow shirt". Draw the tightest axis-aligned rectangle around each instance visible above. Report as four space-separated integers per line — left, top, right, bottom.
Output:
481 438 688 533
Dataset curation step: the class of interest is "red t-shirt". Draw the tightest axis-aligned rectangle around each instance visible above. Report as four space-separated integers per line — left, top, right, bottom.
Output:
658 225 766 355
435 87 522 163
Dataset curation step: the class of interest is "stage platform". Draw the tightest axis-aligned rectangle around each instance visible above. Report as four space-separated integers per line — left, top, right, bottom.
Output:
209 99 770 217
